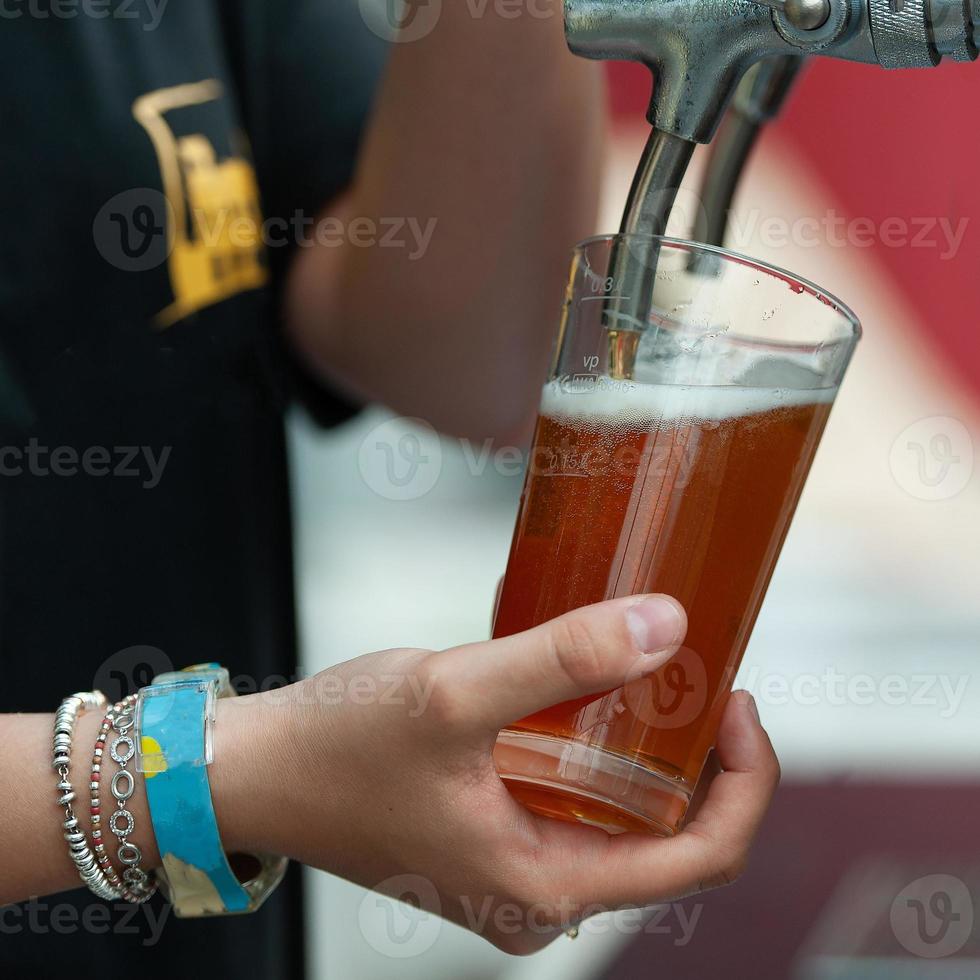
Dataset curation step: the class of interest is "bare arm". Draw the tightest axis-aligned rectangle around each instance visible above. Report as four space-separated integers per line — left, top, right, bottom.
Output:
0 597 779 953
0 705 252 908
285 2 605 443
0 711 145 906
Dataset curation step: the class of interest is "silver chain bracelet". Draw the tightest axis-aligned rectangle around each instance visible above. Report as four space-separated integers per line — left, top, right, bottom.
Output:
92 696 156 903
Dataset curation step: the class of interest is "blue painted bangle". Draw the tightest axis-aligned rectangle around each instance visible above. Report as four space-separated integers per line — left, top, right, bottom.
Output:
137 674 252 916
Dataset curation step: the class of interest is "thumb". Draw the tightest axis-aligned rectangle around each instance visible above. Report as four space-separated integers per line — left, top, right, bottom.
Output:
426 594 687 736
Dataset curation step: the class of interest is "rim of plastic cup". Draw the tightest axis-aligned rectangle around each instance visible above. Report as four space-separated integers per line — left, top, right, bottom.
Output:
574 233 862 344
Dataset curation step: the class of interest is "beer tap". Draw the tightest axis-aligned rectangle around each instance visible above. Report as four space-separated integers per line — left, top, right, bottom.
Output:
569 0 977 233
566 0 978 374
696 55 805 249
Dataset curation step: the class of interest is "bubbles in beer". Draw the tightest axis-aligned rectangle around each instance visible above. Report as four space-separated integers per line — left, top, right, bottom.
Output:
495 369 839 834
541 374 837 433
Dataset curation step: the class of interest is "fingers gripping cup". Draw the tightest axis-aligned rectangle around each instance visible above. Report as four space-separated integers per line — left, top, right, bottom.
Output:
492 235 860 837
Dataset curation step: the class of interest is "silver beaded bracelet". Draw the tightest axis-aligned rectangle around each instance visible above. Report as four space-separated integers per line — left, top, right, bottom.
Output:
53 692 123 901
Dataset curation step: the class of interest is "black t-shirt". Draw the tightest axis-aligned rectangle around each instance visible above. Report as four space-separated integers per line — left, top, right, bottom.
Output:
0 2 385 975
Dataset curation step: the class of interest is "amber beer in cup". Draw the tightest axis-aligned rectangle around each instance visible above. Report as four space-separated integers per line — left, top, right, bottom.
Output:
492 235 860 836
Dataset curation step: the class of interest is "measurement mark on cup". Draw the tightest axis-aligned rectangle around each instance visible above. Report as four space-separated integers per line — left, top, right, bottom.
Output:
580 295 631 303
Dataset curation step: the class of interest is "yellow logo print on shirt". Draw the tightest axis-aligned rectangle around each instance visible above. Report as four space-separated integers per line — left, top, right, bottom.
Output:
133 80 268 328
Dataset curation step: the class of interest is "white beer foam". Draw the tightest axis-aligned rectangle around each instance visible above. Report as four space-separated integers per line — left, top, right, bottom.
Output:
541 376 836 427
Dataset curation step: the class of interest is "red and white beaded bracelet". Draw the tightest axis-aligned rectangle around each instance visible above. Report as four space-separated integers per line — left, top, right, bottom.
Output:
89 695 157 904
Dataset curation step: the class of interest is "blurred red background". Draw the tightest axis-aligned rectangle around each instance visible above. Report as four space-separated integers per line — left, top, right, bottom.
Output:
607 60 980 403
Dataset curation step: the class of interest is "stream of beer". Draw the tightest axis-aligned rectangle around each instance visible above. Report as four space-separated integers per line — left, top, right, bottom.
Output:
606 129 696 380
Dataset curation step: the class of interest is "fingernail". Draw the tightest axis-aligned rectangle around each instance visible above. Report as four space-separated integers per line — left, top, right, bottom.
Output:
626 596 684 654
735 690 761 725
634 648 675 675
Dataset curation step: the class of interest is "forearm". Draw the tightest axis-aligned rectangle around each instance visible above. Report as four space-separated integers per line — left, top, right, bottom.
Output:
1 620 778 952
0 700 261 908
287 1 605 442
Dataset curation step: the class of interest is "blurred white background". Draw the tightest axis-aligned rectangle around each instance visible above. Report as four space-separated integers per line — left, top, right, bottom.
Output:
288 123 980 979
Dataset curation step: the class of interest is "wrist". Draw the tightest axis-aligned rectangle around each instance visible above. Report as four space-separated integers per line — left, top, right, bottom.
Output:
209 693 281 857
214 683 347 871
